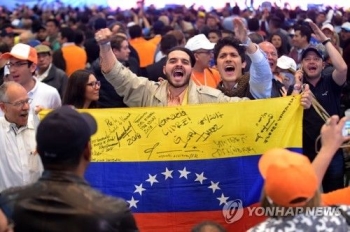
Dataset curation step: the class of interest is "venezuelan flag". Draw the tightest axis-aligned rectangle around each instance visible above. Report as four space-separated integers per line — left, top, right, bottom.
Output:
72 96 302 231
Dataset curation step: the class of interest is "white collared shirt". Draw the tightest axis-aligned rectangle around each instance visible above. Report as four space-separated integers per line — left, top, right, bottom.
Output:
61 42 76 47
28 78 62 110
36 64 52 82
0 116 43 192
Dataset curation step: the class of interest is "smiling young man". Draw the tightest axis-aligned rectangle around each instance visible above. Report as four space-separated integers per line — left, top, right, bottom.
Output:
0 81 43 191
295 22 348 193
0 43 61 113
214 37 271 99
94 19 279 107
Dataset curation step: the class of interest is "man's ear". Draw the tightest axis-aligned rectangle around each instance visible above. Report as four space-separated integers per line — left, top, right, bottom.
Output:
30 63 37 73
194 52 200 61
0 102 6 112
112 47 118 56
242 61 247 69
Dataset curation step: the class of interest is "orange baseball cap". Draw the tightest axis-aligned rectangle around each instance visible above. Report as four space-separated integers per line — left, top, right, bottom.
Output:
259 148 318 207
0 43 37 64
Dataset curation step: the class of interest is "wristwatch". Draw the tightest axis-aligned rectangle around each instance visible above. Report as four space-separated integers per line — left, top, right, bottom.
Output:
322 38 331 45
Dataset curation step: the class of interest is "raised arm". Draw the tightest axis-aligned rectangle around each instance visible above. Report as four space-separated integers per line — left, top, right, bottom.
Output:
309 22 347 86
312 116 349 185
95 28 117 74
94 28 155 107
233 18 272 99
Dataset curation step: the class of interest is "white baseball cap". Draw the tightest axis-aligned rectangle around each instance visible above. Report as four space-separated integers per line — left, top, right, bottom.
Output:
341 22 350 32
0 43 38 64
185 34 215 52
321 24 334 32
277 55 297 72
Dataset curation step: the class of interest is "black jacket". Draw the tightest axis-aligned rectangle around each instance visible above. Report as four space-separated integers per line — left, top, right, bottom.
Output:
0 171 139 232
41 65 68 99
91 58 128 108
144 57 167 82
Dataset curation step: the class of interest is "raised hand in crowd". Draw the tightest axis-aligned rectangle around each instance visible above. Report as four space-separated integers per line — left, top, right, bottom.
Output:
313 115 350 185
95 28 113 46
232 18 258 54
308 21 328 43
233 18 247 42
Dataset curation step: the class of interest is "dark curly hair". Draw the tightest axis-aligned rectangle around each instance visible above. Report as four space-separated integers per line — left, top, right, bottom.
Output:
213 37 246 65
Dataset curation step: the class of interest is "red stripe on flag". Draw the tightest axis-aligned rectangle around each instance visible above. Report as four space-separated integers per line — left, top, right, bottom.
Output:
133 203 266 232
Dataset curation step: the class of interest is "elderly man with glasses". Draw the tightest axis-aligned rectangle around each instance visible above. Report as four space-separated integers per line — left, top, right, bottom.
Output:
0 81 43 191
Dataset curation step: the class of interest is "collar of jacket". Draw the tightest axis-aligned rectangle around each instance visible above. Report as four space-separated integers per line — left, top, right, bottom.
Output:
153 79 200 105
40 170 89 186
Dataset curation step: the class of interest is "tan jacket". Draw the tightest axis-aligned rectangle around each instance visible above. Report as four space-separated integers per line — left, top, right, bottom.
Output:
104 62 249 107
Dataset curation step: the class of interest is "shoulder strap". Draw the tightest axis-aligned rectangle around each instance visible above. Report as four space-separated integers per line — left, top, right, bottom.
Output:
307 89 330 122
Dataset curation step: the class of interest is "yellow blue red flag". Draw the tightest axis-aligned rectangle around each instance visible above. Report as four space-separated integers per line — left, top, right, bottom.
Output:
41 95 303 231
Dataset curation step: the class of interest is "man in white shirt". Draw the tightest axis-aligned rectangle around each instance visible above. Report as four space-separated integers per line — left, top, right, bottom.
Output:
0 43 61 112
0 81 43 192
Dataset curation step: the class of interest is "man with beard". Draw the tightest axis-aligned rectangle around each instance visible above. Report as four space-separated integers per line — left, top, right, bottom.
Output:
0 81 43 192
94 19 283 106
293 22 348 193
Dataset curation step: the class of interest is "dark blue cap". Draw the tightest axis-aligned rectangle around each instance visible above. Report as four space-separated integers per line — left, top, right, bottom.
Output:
301 46 324 60
36 106 97 160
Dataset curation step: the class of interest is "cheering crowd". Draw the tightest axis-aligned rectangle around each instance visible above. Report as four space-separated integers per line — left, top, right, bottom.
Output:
1 1 350 231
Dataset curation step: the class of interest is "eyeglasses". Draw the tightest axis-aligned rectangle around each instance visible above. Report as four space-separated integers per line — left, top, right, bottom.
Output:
86 81 101 88
195 50 212 55
279 72 295 80
264 52 278 58
6 62 29 69
3 98 32 108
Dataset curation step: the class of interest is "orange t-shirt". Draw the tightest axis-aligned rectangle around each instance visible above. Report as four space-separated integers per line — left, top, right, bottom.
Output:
62 45 87 77
322 187 350 206
129 37 157 68
191 68 221 88
149 35 162 46
167 88 188 106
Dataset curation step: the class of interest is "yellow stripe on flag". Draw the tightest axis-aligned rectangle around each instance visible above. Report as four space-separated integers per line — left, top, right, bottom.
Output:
39 96 303 162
